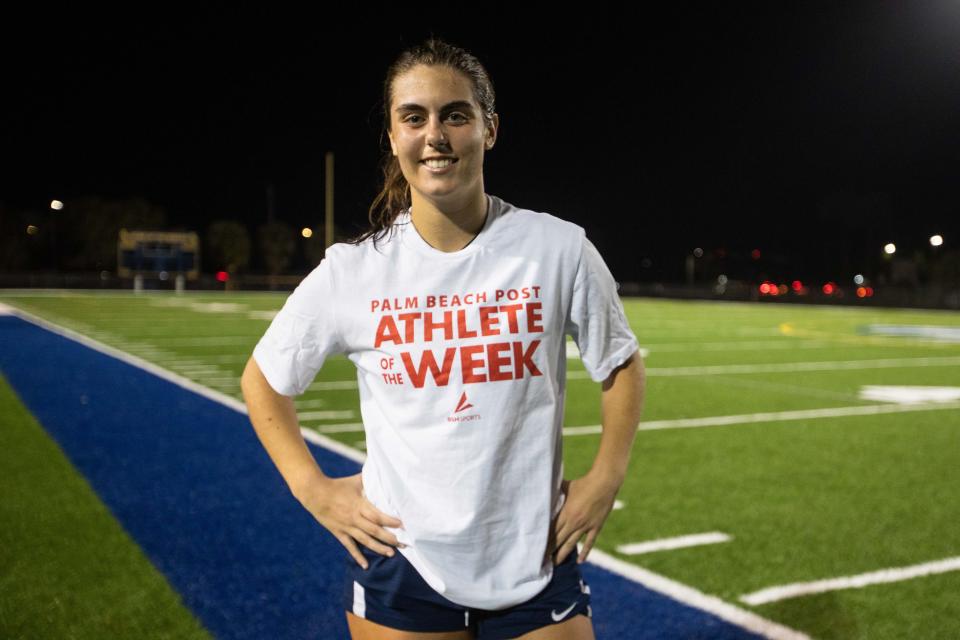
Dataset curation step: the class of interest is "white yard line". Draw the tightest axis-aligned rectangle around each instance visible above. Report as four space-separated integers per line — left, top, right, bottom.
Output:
313 422 366 434
298 410 356 421
567 355 960 379
563 400 960 436
701 375 862 403
294 399 328 409
641 340 834 353
740 556 960 606
174 366 227 375
588 549 811 640
617 532 732 555
308 380 359 391
649 355 960 376
147 336 255 346
2 301 811 640
622 328 788 338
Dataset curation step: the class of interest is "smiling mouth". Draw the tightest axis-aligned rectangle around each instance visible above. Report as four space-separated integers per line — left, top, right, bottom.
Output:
421 158 459 169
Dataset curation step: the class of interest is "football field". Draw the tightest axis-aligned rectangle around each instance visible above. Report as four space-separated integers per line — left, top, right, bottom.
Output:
2 289 958 639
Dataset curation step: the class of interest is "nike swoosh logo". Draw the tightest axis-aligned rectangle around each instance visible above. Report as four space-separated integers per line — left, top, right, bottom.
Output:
551 600 578 622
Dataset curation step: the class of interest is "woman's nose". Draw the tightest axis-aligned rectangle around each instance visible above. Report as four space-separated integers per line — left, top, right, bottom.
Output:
425 116 450 149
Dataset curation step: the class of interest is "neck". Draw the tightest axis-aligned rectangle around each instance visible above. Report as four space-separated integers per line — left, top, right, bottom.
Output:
409 188 489 253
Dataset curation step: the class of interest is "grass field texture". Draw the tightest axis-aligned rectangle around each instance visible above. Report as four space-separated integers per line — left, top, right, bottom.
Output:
1 290 958 639
0 367 211 640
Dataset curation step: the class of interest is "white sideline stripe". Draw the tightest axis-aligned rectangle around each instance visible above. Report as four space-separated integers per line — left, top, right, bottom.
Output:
562 400 960 436
587 549 811 640
740 556 960 606
617 532 732 555
3 302 805 639
1 303 367 466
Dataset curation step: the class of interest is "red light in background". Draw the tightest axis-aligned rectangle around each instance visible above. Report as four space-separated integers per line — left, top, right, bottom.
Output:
216 271 229 282
856 287 867 298
751 249 761 260
791 280 803 291
759 282 771 294
866 287 874 297
822 282 835 295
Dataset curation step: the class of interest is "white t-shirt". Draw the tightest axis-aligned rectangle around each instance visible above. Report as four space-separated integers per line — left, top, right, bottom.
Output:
252 193 639 609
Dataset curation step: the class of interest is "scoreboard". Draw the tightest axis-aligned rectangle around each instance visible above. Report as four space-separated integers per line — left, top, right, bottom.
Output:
117 229 200 280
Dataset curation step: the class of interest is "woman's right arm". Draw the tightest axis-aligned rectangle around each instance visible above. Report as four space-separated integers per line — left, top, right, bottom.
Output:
240 356 403 569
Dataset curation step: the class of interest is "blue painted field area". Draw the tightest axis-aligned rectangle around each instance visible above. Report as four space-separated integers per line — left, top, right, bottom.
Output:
0 314 762 640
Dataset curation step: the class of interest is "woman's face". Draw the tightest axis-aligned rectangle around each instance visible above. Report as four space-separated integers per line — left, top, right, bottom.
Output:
388 64 497 207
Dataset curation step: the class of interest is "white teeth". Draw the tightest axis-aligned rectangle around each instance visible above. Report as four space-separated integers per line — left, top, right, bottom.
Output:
425 158 454 168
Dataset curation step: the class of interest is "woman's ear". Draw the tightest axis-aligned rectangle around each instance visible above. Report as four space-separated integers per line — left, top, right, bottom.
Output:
486 113 499 149
386 127 398 156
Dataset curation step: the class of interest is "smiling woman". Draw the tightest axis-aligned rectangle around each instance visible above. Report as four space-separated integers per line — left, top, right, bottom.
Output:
386 66 495 233
241 36 645 640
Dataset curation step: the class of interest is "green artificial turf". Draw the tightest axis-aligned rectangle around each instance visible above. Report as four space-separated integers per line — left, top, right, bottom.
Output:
3 289 960 639
0 369 211 640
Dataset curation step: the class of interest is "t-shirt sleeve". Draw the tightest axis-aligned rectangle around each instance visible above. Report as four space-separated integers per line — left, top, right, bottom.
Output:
252 258 344 397
565 233 640 383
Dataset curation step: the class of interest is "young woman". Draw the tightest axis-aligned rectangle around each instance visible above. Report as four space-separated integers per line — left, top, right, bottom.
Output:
242 38 645 640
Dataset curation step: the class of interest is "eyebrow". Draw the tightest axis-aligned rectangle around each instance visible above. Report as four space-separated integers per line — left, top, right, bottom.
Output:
394 100 476 114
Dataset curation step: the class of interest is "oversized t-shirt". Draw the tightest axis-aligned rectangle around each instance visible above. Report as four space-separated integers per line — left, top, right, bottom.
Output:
252 193 639 610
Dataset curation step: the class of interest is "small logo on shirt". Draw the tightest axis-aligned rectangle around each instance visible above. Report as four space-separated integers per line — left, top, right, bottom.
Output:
448 392 480 423
454 392 474 413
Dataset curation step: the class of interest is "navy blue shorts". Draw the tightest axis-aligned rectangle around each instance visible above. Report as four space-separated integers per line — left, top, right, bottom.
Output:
342 545 592 639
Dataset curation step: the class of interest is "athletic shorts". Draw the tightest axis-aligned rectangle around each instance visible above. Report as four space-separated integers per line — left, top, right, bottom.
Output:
342 544 592 639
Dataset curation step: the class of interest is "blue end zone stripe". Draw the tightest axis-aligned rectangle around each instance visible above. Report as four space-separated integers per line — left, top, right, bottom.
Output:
0 315 764 640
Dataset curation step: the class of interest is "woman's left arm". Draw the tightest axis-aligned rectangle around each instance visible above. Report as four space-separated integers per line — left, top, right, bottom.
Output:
552 349 646 564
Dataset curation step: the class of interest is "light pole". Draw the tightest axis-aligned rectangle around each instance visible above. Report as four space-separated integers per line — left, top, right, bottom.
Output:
50 199 63 272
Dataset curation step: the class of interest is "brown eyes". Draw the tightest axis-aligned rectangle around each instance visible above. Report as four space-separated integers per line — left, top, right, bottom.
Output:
403 113 469 125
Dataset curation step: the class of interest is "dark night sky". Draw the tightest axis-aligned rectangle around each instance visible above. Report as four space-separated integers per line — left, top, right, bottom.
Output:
3 3 959 282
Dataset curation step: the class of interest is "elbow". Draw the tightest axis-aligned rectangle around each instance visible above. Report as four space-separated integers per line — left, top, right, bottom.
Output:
241 356 267 397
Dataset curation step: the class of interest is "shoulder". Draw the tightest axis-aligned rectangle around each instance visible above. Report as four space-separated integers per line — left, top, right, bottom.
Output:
324 225 402 264
490 195 586 243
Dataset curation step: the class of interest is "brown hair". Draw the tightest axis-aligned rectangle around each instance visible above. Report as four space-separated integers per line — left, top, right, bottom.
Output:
346 37 497 249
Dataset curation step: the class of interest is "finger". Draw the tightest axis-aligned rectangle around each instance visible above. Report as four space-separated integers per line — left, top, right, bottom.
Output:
356 512 403 548
555 529 582 565
578 529 599 564
554 517 576 550
360 502 404 530
350 526 396 557
339 534 369 570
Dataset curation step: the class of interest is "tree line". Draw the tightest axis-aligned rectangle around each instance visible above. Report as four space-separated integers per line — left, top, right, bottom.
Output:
0 196 330 276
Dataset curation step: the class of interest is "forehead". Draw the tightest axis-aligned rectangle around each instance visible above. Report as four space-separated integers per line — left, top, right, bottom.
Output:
390 65 477 112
